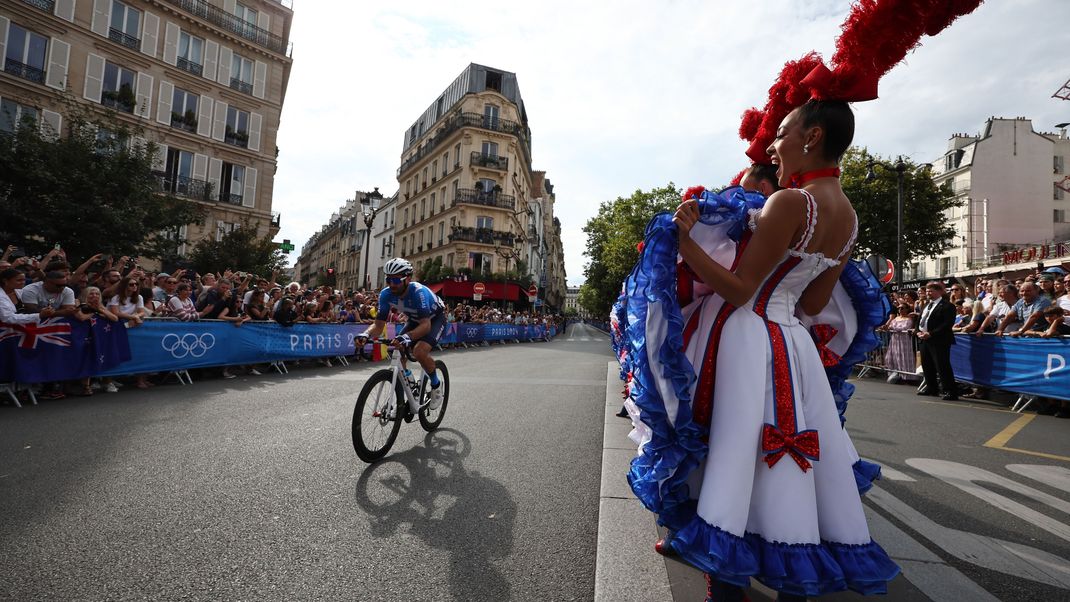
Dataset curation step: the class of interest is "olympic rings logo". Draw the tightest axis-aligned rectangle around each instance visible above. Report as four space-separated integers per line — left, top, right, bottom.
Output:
161 333 216 359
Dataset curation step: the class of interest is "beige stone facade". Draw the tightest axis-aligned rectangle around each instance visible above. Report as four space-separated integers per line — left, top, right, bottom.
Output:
294 190 397 292
0 0 292 255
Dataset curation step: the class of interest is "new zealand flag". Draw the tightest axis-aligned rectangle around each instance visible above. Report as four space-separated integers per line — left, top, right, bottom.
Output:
0 317 132 383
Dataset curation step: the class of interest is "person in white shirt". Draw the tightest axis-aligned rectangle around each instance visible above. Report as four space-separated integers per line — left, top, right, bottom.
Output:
0 268 39 325
108 276 147 325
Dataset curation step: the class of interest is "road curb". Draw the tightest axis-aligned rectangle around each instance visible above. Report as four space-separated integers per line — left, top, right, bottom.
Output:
594 361 674 602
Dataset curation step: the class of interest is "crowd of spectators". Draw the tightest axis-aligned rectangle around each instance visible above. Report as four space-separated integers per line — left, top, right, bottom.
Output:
1 244 564 401
874 265 1070 415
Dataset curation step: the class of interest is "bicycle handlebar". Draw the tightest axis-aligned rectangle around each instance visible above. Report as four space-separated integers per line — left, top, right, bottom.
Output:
357 336 417 362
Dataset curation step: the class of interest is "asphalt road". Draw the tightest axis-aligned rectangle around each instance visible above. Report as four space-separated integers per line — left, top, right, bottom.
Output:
0 322 615 601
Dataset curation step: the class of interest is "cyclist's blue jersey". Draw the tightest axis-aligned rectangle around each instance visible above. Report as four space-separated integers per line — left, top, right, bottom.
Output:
377 282 445 322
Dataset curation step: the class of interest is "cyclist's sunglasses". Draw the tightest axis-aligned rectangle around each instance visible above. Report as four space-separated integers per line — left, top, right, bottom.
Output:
386 276 407 285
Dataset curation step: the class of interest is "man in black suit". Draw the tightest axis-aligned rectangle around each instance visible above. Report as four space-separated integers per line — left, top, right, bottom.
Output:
916 281 958 400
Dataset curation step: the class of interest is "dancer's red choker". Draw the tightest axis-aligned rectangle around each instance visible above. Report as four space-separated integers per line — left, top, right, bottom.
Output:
791 167 841 188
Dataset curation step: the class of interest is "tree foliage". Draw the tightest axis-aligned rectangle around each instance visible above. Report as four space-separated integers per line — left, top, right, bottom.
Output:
579 183 681 318
841 147 961 265
188 220 286 277
0 100 205 263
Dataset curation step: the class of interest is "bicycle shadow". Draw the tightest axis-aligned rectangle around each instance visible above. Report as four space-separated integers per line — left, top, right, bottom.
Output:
354 428 516 600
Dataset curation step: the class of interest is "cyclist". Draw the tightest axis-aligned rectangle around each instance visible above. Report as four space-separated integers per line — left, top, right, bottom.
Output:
358 258 447 413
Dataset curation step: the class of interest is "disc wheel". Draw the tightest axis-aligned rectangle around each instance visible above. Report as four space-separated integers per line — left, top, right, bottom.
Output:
418 361 450 432
352 370 403 462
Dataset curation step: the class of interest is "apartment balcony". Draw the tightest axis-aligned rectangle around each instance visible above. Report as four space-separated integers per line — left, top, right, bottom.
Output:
449 226 516 247
170 112 198 133
397 111 531 177
221 192 244 206
161 0 290 55
471 151 508 171
4 59 45 85
22 0 56 12
176 56 204 77
230 77 253 95
154 172 213 202
224 130 249 148
101 90 135 113
109 28 141 50
453 188 516 211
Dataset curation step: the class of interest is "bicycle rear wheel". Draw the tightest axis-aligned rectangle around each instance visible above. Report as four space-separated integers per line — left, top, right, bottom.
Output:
418 360 449 432
352 369 403 462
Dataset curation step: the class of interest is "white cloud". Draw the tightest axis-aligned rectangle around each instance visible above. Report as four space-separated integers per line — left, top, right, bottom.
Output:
273 0 1070 285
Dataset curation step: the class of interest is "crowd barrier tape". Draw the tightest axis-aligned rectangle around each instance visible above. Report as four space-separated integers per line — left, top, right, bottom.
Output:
1 318 557 383
859 331 1070 402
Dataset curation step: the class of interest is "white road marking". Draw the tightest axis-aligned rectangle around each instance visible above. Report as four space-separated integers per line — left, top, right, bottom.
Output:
868 485 1070 589
862 458 917 482
1006 464 1070 495
906 458 1070 542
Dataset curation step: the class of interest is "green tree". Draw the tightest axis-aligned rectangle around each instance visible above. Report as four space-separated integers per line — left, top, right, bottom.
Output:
579 183 681 318
841 147 961 266
188 220 286 277
0 100 205 263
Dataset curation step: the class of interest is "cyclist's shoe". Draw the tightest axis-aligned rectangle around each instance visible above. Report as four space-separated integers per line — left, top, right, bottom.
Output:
429 384 444 410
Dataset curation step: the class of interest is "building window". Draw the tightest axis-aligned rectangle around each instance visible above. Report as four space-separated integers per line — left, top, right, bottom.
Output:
476 215 493 230
5 23 48 85
1057 209 1067 223
109 0 141 49
234 2 258 25
177 31 204 76
440 187 446 211
431 160 438 181
483 104 499 129
429 193 436 216
216 220 238 241
422 167 428 189
101 61 137 113
163 148 194 193
171 88 198 131
420 199 426 220
1056 155 1065 175
454 143 461 168
231 53 254 94
1056 182 1067 201
220 162 245 205
403 208 408 227
225 106 250 148
438 222 444 246
481 141 498 158
442 153 448 176
0 98 38 133
470 252 492 275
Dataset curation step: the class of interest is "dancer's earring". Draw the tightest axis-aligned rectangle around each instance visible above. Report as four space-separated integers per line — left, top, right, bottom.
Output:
802 145 809 155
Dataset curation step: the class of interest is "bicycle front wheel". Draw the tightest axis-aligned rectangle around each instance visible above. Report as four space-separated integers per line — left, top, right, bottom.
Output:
352 369 403 462
418 361 450 432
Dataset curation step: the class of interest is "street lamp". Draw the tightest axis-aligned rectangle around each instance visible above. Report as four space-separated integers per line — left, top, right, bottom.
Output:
866 156 930 289
359 187 384 290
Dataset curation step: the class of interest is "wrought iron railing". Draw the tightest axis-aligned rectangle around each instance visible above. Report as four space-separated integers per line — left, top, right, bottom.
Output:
4 59 45 85
161 0 289 55
453 188 516 211
177 56 203 77
154 172 213 202
471 151 508 171
101 92 135 113
222 192 244 206
109 28 140 50
398 111 531 177
449 226 516 246
170 113 198 133
22 0 54 12
224 131 249 148
230 77 253 95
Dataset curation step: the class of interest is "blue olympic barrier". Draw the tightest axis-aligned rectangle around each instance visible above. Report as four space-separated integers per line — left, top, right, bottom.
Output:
950 334 1070 401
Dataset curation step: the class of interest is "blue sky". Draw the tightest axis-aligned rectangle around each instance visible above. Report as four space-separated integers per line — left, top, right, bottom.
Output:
273 0 1070 285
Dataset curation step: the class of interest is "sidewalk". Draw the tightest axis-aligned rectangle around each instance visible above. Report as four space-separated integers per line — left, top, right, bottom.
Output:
593 361 943 602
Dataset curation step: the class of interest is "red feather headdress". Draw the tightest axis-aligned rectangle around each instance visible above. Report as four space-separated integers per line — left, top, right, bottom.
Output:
740 0 983 165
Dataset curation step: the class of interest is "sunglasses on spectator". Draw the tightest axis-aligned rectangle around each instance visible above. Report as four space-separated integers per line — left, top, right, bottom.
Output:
386 276 406 285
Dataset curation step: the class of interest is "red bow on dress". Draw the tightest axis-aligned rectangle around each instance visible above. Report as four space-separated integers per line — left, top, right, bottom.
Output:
801 63 879 102
810 323 842 368
761 424 821 472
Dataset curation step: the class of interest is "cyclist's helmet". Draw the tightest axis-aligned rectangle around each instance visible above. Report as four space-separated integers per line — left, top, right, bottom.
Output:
383 257 414 277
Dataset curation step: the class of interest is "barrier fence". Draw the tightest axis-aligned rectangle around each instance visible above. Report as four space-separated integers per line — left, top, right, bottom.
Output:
858 331 1070 403
0 318 557 385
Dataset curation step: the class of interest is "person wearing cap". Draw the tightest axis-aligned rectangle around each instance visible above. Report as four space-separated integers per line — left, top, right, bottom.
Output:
1037 273 1057 299
20 270 77 317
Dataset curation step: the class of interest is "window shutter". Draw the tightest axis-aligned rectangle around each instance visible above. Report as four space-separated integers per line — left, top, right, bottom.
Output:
153 144 167 171
91 0 111 37
208 158 222 200
46 39 70 90
212 101 227 141
217 46 233 86
243 167 257 208
203 39 218 81
54 0 76 22
136 72 153 119
141 12 160 57
197 96 213 137
248 112 262 152
83 53 105 102
41 110 62 140
257 11 270 32
162 22 179 65
253 60 267 99
193 153 208 180
0 17 9 71
223 0 237 15
156 81 174 125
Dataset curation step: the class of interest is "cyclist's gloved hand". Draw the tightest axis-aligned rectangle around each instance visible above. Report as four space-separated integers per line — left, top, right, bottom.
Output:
393 334 412 348
355 333 369 345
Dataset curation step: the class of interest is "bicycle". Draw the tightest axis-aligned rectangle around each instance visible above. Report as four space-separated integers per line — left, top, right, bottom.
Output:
351 338 450 462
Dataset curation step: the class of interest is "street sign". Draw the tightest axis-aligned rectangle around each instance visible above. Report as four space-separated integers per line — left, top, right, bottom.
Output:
527 284 538 296
473 282 485 301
